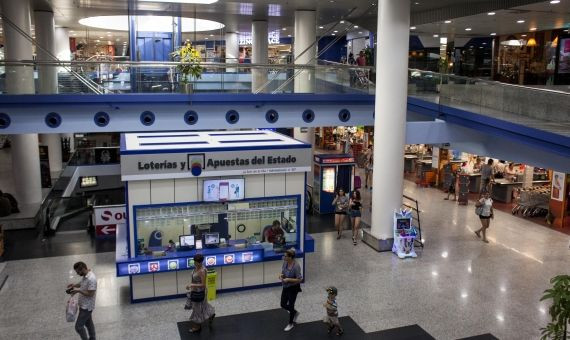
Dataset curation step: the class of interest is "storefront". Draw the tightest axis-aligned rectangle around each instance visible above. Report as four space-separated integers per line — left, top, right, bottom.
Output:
116 130 314 302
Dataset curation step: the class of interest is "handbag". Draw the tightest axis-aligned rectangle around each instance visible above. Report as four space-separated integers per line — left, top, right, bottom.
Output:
66 295 78 322
475 205 483 216
184 292 193 310
190 290 205 302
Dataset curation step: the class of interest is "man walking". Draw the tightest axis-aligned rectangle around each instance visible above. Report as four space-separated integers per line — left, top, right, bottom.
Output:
68 262 97 340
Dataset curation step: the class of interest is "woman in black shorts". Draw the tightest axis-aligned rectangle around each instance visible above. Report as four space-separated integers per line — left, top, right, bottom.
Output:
349 190 362 245
332 188 349 239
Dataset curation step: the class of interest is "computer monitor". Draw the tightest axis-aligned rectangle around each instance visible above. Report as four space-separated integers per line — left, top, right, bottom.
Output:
179 235 195 249
204 232 220 247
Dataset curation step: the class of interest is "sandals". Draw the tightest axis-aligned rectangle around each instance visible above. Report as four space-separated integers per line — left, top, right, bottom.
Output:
474 231 481 238
337 233 341 240
189 327 201 333
209 314 216 327
337 329 344 336
352 237 357 245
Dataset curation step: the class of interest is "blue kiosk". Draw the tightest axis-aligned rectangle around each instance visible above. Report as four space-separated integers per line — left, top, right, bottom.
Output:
312 154 356 214
116 130 314 302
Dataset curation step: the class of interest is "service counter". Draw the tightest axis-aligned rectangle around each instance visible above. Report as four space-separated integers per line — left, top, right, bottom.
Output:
492 179 551 203
467 173 482 193
118 131 313 302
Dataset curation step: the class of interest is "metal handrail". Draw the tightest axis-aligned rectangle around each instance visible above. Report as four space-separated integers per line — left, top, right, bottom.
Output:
409 68 570 95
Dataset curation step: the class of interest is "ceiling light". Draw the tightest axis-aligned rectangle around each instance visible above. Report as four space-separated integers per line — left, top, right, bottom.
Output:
287 34 291 37
410 26 416 30
282 28 286 31
79 15 224 32
465 28 472 31
521 34 527 37
209 34 214 36
530 27 537 31
331 33 336 36
433 34 439 38
414 2 420 4
334 30 338 33
95 39 100 42
517 20 525 23
358 31 363 34
488 12 496 15
69 30 74 33
319 26 324 29
444 20 452 24
550 0 560 3
354 25 359 28
99 36 104 39
490 32 497 36
501 35 523 46
139 0 219 3
340 20 345 24
527 38 537 46
205 37 208 40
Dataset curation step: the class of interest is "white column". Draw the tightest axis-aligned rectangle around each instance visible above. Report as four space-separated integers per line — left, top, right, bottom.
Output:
251 20 268 93
55 28 71 62
35 10 62 173
225 32 239 73
370 0 411 242
2 0 42 204
294 10 316 93
34 10 57 93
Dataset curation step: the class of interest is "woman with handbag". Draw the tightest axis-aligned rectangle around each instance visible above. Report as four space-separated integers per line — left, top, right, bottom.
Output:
474 192 494 243
349 190 362 246
279 248 303 332
186 254 215 333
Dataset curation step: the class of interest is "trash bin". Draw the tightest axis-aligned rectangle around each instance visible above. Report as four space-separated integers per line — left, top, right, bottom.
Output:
207 269 217 301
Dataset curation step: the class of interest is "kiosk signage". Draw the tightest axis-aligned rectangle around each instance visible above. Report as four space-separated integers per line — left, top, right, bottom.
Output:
121 149 311 180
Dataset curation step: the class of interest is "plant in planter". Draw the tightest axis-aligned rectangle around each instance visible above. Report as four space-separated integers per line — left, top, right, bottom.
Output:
540 275 570 340
171 43 203 91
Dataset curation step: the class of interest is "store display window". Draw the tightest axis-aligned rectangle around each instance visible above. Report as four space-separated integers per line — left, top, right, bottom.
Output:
134 196 299 252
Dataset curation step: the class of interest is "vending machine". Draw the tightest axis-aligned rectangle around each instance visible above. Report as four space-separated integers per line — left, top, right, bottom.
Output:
312 154 356 214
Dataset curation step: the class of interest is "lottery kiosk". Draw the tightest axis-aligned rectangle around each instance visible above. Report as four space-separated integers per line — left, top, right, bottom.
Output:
116 131 314 302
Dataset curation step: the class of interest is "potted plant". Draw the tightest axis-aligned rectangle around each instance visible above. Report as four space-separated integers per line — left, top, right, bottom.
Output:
540 275 570 340
171 43 203 93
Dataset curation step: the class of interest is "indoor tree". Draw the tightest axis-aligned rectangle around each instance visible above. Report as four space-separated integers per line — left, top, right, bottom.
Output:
540 275 570 340
171 43 203 91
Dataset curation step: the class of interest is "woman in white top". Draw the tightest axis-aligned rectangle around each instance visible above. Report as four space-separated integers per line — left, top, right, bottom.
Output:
474 192 494 243
504 163 517 182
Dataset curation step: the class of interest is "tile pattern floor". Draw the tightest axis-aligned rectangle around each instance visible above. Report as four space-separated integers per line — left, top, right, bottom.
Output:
1 180 569 339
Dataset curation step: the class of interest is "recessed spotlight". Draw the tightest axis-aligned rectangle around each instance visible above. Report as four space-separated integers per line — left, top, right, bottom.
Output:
433 34 439 38
550 0 560 3
354 25 359 28
69 30 74 33
482 42 487 45
334 30 338 33
465 28 472 31
95 39 100 42
521 34 527 37
319 26 324 29
282 27 286 31
530 27 537 31
340 20 345 24
331 33 336 36
490 32 497 36
205 37 209 40
410 26 416 30
444 20 452 24
517 20 525 23
488 12 496 15
209 34 214 36
287 34 291 37
358 31 363 34
99 36 104 39
414 2 420 4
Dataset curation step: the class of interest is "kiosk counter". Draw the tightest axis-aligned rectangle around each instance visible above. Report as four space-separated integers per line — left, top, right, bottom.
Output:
117 131 314 302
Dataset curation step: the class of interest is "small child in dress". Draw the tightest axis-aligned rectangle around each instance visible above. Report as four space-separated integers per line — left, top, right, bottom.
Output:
324 286 343 336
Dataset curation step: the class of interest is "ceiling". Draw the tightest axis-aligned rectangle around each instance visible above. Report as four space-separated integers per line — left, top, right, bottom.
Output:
0 0 567 45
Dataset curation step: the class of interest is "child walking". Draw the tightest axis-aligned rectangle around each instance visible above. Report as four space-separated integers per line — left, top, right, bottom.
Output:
324 286 343 336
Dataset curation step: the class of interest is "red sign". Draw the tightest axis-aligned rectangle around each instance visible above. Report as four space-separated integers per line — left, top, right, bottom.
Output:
321 157 354 164
96 224 117 236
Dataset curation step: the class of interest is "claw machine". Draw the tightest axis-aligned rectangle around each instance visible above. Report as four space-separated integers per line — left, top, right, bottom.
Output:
312 154 356 214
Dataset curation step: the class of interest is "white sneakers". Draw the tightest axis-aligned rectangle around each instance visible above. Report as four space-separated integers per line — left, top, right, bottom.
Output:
284 323 295 332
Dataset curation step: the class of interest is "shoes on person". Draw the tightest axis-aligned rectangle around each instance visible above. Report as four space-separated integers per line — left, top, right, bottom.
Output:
444 197 449 200
293 311 300 323
208 313 216 327
327 325 334 333
474 231 481 238
336 329 344 336
482 239 489 243
189 327 201 333
284 323 295 331
352 237 357 245
337 233 341 240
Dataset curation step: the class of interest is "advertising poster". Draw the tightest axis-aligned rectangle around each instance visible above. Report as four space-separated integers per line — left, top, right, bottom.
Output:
551 172 566 201
558 38 570 74
322 167 335 193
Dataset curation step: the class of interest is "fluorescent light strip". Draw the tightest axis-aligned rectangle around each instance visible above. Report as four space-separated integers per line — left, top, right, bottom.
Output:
139 0 219 3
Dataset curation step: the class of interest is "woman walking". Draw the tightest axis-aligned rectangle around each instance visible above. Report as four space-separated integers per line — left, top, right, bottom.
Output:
279 248 303 332
349 190 362 245
474 192 494 243
186 254 215 333
332 188 349 239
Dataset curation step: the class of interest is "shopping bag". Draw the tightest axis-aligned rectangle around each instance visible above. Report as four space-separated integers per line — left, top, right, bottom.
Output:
66 295 78 322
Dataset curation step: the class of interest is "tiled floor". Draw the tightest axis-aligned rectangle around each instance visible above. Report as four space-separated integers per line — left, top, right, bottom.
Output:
1 178 568 339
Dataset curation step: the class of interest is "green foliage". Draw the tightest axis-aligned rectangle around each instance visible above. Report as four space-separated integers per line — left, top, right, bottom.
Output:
171 43 203 84
540 275 570 340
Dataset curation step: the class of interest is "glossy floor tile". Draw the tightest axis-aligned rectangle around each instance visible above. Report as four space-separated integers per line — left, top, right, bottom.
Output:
0 180 568 340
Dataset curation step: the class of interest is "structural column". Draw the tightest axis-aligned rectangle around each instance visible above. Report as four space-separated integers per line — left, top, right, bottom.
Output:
368 0 411 249
55 27 71 62
2 0 43 204
293 10 317 184
251 20 268 93
35 9 62 173
225 32 239 73
294 10 316 93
